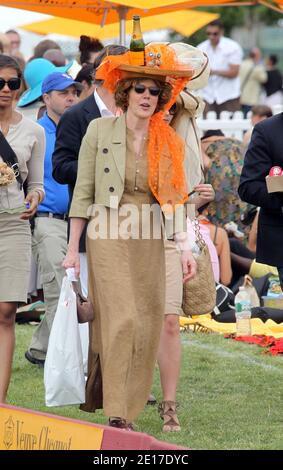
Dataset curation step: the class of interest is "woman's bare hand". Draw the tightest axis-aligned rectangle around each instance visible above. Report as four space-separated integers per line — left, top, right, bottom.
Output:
63 249 80 279
181 250 197 284
193 183 215 210
20 191 40 220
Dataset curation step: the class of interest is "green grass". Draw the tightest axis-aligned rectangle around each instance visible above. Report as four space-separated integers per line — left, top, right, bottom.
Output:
7 324 283 450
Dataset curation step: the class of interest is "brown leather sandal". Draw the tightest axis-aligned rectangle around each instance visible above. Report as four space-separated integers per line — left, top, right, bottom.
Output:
158 401 181 432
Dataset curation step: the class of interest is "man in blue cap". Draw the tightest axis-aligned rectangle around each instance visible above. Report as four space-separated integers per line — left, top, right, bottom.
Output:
17 58 76 120
25 72 82 365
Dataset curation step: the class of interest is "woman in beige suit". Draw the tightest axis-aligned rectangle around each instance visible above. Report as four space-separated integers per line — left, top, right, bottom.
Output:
63 44 196 429
0 55 45 403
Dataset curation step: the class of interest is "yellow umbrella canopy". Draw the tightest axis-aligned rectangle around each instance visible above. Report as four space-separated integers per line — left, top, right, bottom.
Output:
3 0 226 44
4 1 282 25
3 0 283 43
19 10 219 39
1 0 218 25
3 0 283 21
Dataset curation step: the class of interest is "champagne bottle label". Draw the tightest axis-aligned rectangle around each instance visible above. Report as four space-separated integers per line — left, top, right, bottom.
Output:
129 51 145 66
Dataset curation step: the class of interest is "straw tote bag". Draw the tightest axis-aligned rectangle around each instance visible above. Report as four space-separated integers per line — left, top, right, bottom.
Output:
182 219 216 317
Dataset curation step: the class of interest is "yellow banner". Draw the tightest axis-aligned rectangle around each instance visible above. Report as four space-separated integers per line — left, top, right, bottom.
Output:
0 405 104 450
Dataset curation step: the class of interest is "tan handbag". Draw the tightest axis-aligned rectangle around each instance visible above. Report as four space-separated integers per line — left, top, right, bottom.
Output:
72 281 94 324
182 219 216 317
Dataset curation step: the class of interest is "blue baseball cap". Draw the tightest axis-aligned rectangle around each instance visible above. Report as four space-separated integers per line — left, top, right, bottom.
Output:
18 58 75 107
41 72 83 94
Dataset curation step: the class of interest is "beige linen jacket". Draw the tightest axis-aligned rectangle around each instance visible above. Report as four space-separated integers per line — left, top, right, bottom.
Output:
69 114 186 236
240 58 267 106
70 114 127 219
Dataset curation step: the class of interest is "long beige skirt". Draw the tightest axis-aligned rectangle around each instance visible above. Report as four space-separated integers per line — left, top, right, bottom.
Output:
0 212 31 303
82 236 165 422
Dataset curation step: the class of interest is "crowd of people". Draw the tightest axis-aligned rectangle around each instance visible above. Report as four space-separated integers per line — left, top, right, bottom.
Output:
197 20 282 117
0 20 282 433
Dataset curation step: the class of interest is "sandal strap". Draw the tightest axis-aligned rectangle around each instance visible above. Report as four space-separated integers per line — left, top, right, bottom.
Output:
158 401 180 430
158 400 179 418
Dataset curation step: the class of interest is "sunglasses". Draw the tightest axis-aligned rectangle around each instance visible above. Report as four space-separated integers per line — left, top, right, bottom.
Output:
133 84 161 97
207 32 220 37
0 77 21 91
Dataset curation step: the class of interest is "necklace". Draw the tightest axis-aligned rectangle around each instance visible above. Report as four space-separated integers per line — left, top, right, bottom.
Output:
0 122 11 137
0 112 15 137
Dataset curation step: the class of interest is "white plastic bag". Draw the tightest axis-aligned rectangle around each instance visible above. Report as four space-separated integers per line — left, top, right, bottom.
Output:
79 323 89 375
44 276 85 406
78 256 90 375
66 266 89 375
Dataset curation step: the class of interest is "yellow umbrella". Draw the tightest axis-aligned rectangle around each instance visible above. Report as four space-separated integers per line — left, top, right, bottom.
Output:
3 0 283 21
3 0 283 43
1 0 226 25
3 0 222 44
19 10 219 40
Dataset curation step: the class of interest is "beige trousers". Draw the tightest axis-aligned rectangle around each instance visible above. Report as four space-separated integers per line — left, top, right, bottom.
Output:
28 217 67 360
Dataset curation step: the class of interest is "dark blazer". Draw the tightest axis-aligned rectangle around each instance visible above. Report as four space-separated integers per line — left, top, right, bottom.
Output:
238 113 283 267
52 93 101 252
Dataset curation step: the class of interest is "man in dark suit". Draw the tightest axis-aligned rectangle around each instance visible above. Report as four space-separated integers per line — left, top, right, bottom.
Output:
238 112 283 289
52 44 127 257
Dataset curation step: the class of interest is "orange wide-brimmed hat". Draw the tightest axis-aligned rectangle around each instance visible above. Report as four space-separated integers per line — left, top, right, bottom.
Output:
96 42 194 91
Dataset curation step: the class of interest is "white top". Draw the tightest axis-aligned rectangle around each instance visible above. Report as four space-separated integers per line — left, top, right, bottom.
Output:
94 89 114 117
197 36 243 105
0 114 45 213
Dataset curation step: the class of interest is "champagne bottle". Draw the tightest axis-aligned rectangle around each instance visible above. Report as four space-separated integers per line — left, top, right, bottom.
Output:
129 15 145 66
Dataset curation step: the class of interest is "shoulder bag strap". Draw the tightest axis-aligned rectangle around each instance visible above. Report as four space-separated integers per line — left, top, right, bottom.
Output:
192 218 206 251
0 130 23 189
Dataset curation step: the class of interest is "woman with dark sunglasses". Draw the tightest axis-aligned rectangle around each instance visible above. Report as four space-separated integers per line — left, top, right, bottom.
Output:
0 54 45 403
63 43 196 429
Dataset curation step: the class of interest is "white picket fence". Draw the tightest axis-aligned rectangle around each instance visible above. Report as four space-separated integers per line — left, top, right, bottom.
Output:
197 104 283 140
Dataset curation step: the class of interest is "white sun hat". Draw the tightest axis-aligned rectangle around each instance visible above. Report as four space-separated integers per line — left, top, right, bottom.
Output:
169 42 210 91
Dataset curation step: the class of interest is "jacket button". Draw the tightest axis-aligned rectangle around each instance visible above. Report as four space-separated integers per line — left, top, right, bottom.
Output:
103 148 108 154
109 186 114 192
104 167 110 173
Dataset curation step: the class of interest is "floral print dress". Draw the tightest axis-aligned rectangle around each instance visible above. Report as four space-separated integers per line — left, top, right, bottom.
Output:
205 138 247 232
